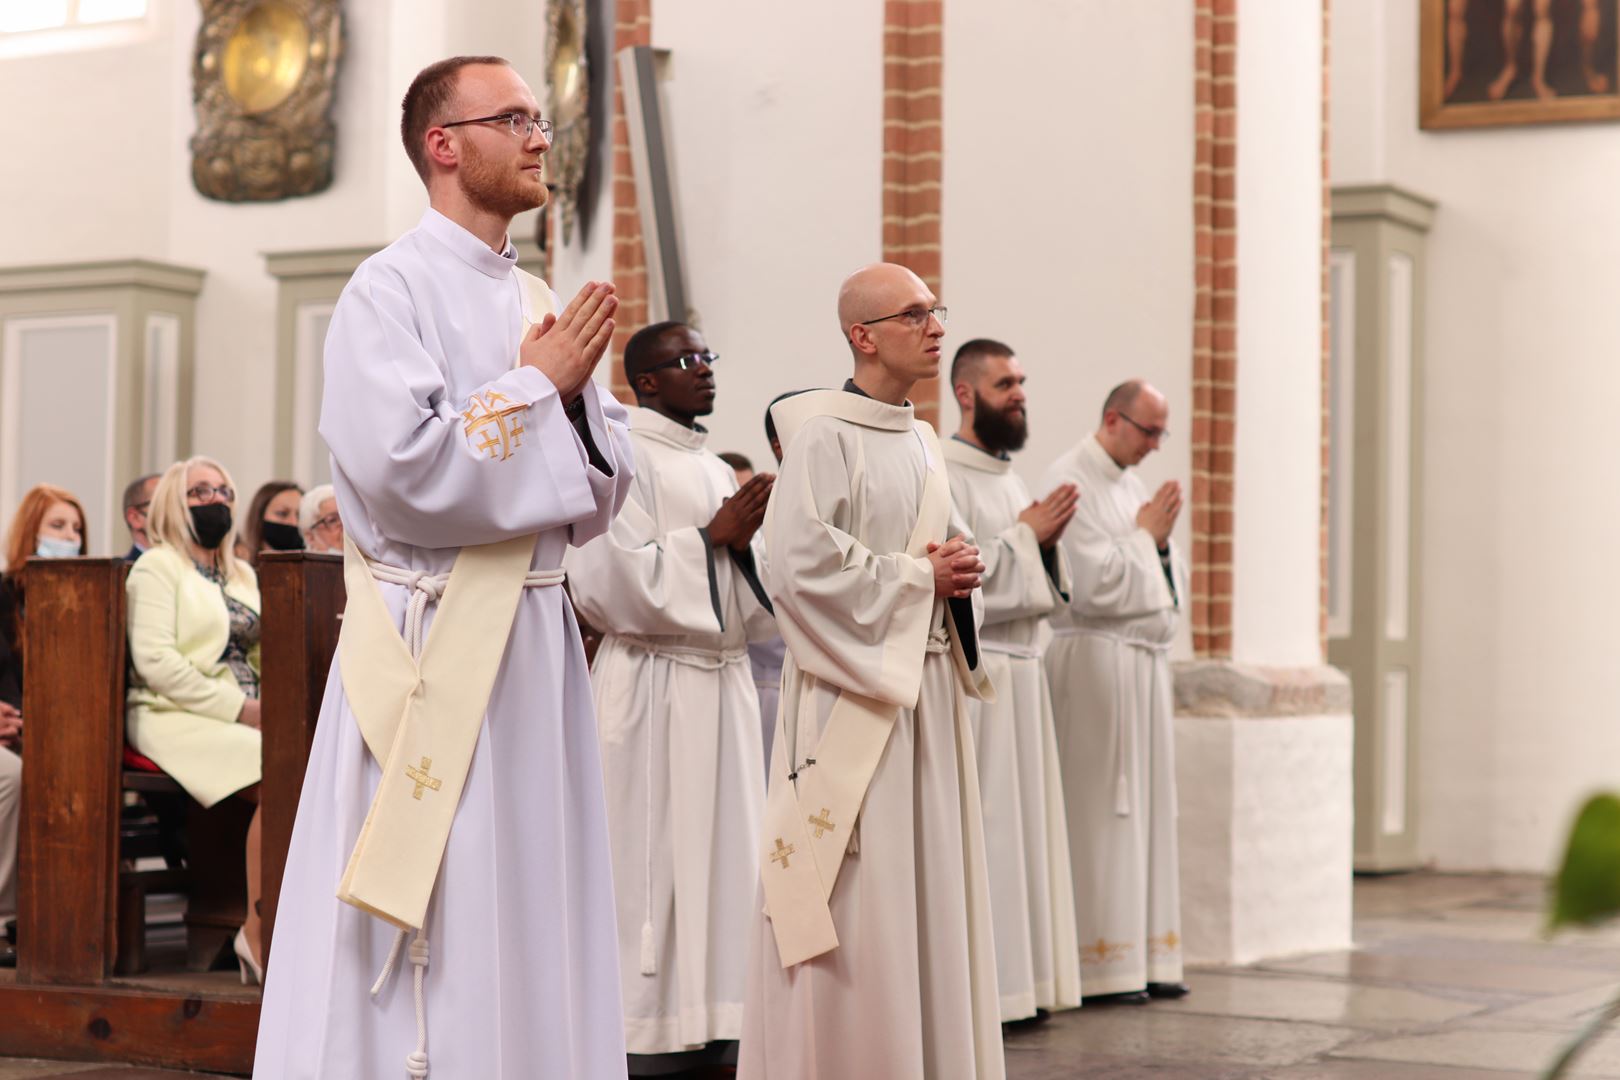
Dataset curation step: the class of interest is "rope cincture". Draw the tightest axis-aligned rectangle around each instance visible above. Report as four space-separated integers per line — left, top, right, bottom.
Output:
614 635 751 978
1051 626 1171 818
360 558 565 1080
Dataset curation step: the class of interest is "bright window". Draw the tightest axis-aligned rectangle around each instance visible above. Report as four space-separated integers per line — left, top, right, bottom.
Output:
0 0 146 33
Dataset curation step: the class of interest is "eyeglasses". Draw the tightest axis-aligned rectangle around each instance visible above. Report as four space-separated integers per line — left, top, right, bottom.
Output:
645 351 719 374
857 305 948 331
440 113 554 140
312 514 342 533
186 484 236 504
129 501 151 516
1117 412 1171 441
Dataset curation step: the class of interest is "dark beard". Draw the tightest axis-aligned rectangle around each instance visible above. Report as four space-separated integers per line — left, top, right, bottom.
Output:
972 393 1029 453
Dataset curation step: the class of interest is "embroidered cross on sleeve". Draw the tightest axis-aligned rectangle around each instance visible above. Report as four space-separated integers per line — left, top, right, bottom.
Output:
462 389 529 461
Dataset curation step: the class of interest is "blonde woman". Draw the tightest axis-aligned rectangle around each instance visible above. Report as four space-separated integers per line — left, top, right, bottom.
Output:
125 456 264 983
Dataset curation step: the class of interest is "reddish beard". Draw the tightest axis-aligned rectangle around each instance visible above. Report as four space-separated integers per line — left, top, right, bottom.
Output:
457 135 548 219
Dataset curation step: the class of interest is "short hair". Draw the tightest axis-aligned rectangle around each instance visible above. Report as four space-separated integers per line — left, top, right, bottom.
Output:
764 389 812 446
122 473 158 512
401 55 510 182
717 452 753 473
622 321 687 389
1101 379 1146 422
300 484 337 537
148 457 247 585
4 484 87 574
949 338 1014 387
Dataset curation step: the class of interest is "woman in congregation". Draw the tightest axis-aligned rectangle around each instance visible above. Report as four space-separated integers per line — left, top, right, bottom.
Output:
125 457 265 983
239 481 304 567
0 484 89 941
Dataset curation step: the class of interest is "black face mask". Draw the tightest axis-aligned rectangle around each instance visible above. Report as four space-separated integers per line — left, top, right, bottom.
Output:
261 520 305 552
190 503 234 549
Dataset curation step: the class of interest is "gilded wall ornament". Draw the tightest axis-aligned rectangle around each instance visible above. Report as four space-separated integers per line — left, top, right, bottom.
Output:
545 0 590 243
191 0 344 202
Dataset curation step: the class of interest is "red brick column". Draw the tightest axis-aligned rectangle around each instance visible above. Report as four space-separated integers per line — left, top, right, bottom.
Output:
1190 0 1237 658
882 0 944 428
1319 0 1332 657
608 0 652 406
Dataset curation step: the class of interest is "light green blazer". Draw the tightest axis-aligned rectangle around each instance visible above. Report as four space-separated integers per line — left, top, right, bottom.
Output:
125 544 262 806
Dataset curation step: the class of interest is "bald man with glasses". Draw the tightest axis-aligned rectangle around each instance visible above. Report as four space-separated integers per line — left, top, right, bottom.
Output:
1039 379 1189 1006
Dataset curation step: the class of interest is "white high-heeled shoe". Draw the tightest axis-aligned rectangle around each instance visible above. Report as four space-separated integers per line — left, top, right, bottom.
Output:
235 927 263 986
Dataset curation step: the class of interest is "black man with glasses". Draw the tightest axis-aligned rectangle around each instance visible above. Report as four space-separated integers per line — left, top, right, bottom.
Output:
254 56 635 1080
565 320 777 1068
740 263 1003 1080
1039 378 1190 1007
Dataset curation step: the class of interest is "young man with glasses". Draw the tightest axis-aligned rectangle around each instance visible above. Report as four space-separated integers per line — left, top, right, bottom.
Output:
253 56 634 1080
565 321 777 1069
1039 379 1190 1006
740 263 1004 1080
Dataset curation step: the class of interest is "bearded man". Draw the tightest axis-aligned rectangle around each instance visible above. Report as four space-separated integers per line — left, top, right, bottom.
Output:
254 56 633 1079
944 338 1083 1021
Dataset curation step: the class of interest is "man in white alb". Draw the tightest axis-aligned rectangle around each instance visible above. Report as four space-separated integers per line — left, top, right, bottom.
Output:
254 56 634 1079
1041 379 1188 1005
565 321 776 1065
944 338 1083 1021
738 263 1004 1080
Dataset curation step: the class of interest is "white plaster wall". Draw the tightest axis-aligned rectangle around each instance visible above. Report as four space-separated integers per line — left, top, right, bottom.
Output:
942 0 1196 594
1232 0 1324 668
1178 713 1354 966
645 0 884 468
1333 1 1620 871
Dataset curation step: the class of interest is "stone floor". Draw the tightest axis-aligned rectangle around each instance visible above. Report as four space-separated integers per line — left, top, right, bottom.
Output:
2 873 1618 1078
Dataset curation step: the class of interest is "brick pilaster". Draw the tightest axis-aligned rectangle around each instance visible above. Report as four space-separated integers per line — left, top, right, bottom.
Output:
608 0 652 406
882 0 944 428
1190 0 1237 658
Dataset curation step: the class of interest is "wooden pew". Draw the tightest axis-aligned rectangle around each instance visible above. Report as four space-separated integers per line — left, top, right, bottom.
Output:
256 550 344 970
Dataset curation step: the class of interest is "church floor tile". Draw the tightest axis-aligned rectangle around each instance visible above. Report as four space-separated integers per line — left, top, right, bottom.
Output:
0 874 1614 1078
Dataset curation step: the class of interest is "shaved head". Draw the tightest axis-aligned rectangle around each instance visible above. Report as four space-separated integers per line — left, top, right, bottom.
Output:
1102 379 1147 422
837 263 929 339
1097 378 1170 467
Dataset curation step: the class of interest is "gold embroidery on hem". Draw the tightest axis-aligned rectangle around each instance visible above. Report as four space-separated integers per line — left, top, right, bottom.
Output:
1149 930 1182 956
463 390 529 461
1080 938 1134 966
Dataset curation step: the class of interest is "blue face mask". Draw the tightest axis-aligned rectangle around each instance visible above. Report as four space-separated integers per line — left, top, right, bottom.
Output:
35 535 81 559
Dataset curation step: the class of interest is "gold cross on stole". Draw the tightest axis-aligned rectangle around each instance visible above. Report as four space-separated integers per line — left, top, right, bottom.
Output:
769 837 796 869
406 757 442 800
808 808 836 839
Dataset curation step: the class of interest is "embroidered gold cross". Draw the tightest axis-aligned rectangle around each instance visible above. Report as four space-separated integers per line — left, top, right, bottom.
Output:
769 837 796 870
808 808 836 839
462 391 528 461
405 757 442 800
1150 930 1181 955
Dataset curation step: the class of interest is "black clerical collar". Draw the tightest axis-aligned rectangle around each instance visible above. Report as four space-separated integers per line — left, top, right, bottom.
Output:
950 433 1010 462
842 378 869 398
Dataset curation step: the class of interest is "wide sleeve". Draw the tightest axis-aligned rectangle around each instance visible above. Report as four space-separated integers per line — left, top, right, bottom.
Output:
1060 502 1176 619
766 419 936 708
564 458 724 637
566 381 636 548
126 554 244 723
731 531 777 643
318 268 632 551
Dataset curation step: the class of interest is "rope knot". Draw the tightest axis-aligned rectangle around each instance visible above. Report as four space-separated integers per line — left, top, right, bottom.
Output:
405 571 442 600
405 1050 429 1078
409 937 430 967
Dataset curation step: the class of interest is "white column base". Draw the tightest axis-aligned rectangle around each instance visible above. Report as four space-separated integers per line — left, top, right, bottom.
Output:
1174 663 1354 966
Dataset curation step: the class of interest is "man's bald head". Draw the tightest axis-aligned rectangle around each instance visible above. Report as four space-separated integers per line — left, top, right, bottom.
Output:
1097 378 1170 468
837 263 931 340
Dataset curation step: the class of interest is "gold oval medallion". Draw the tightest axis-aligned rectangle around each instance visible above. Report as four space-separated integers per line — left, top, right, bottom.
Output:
221 1 311 115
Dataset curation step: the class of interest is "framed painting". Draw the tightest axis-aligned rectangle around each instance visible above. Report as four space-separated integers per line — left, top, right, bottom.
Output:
1421 0 1620 129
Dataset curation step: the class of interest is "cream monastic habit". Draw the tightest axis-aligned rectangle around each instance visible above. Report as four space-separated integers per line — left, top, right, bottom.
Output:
1041 435 1188 997
943 435 1083 1021
254 209 634 1080
738 388 1004 1080
564 405 775 1055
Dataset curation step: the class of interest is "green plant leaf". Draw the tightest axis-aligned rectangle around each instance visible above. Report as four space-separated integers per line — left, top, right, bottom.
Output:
1548 794 1620 932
